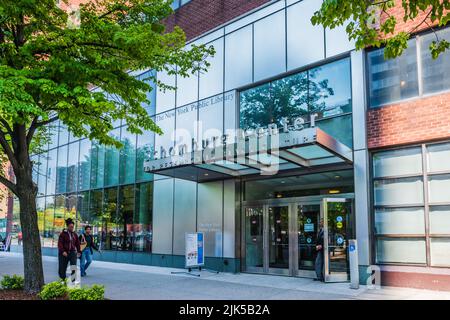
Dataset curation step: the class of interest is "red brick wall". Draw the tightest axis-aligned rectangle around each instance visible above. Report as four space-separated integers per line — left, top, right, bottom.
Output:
164 0 270 41
368 0 450 150
367 93 450 149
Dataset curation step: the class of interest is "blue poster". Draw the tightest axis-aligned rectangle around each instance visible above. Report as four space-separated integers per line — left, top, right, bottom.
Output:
197 232 204 265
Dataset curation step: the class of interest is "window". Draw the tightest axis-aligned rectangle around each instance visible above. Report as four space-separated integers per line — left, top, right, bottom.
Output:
90 141 105 189
78 139 91 191
104 128 120 187
118 185 135 251
136 128 155 182
171 0 191 11
134 182 153 252
367 39 418 107
368 26 450 107
240 58 352 146
66 141 79 193
55 145 68 194
119 129 136 185
373 142 450 266
420 28 450 94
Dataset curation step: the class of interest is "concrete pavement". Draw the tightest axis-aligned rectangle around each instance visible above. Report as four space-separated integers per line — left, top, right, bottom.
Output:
1 252 450 300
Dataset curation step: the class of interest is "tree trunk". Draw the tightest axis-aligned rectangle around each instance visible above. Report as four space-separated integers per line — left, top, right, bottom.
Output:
16 172 45 294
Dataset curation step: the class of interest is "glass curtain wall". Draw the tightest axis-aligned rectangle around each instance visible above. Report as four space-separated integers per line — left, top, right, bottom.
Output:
373 142 450 266
26 70 156 251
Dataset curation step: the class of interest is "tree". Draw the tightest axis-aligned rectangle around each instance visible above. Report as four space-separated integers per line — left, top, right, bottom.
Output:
0 0 213 293
311 0 450 59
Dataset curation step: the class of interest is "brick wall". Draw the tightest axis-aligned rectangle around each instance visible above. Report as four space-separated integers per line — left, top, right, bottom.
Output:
368 0 450 150
164 0 270 41
367 92 450 149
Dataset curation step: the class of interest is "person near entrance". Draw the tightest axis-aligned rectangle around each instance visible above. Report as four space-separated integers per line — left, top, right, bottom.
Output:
58 218 81 281
314 219 324 281
79 225 101 277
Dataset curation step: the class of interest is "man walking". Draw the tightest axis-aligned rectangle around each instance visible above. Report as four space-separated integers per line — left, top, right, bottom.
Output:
58 218 81 281
314 219 325 282
79 225 101 277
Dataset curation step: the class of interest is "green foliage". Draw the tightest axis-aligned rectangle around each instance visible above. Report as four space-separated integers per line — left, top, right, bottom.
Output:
0 274 25 290
311 0 450 59
68 284 105 300
38 280 68 300
0 0 213 192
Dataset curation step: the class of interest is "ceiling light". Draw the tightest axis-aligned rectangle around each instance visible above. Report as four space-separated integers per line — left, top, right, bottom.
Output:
329 189 340 194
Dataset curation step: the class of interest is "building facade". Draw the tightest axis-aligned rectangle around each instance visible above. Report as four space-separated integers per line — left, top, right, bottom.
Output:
6 0 450 290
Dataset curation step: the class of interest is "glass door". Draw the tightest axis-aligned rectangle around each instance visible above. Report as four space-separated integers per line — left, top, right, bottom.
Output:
267 205 290 275
244 207 264 273
323 198 354 282
296 204 321 277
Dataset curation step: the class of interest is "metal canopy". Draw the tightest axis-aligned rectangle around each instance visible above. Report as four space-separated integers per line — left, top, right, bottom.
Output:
144 127 353 182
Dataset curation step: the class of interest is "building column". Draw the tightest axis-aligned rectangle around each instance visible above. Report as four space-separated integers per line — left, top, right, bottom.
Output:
351 50 372 279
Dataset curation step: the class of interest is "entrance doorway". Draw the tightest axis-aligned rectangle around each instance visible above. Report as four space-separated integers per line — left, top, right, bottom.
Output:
242 196 354 282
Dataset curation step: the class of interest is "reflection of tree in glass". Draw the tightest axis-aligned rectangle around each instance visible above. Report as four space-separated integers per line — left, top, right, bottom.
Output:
239 68 333 130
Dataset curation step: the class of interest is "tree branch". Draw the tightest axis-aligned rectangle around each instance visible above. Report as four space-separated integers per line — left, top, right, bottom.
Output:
0 130 18 170
0 173 17 196
409 9 433 34
0 116 13 135
26 115 59 146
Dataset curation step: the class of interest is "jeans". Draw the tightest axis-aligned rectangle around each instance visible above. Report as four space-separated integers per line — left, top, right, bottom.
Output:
58 251 77 280
80 249 93 276
314 251 324 281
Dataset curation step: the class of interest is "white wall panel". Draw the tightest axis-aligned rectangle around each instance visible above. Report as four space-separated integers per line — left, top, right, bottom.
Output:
197 181 223 257
253 10 286 81
287 0 324 70
173 179 197 255
152 178 174 254
225 26 253 90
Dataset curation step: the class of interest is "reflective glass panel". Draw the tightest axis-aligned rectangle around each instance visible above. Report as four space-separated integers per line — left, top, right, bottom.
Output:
66 141 79 193
55 145 68 194
119 129 136 185
368 39 418 107
78 139 91 191
134 182 153 252
104 128 120 187
118 185 134 251
136 129 155 182
421 28 450 94
47 149 58 195
309 58 352 115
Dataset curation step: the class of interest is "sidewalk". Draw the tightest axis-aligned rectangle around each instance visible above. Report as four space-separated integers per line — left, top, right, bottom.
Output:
1 252 450 300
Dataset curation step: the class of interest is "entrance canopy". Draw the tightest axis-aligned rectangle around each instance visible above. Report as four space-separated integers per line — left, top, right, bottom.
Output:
144 127 353 182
